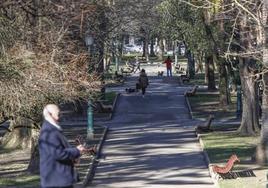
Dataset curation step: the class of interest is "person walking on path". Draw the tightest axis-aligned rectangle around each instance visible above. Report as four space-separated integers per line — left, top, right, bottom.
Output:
138 69 149 98
133 56 141 73
39 104 87 188
163 56 172 77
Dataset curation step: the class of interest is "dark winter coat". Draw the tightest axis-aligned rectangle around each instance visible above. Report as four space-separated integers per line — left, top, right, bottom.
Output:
139 72 149 88
39 120 80 188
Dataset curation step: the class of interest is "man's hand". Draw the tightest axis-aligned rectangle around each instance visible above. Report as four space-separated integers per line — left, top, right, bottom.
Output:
77 144 97 155
73 158 80 166
76 145 86 154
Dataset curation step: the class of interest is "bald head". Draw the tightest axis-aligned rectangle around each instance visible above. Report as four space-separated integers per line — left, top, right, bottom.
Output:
43 104 60 123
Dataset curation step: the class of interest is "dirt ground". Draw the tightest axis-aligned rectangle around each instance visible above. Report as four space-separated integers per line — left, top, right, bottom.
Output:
0 147 31 178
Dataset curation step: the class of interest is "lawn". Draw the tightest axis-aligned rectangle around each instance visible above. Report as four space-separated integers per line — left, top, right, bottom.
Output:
0 147 40 188
0 175 40 187
104 91 117 105
188 91 237 120
218 178 266 188
200 132 267 188
92 91 117 102
201 132 258 163
183 73 219 86
186 73 267 188
201 132 267 188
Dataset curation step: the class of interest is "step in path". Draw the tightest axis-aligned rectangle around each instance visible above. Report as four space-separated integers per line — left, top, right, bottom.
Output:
90 76 215 188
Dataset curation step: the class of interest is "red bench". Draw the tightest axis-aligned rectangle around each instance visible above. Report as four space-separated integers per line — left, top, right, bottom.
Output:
212 154 240 174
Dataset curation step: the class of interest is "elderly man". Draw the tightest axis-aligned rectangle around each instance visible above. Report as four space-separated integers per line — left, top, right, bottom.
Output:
39 104 86 188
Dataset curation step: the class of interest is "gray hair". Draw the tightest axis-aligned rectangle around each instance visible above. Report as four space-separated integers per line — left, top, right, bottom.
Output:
43 104 59 120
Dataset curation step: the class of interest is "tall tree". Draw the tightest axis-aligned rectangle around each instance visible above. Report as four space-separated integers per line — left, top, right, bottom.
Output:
0 0 102 173
256 0 268 164
234 2 262 135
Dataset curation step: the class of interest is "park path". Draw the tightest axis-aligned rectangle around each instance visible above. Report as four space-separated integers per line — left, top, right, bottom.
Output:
90 75 215 188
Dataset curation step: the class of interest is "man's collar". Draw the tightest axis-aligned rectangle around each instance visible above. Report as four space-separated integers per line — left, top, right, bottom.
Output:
45 118 62 131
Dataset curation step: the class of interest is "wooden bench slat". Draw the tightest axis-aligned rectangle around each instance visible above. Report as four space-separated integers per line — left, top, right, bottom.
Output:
195 115 214 133
184 85 198 97
92 101 112 113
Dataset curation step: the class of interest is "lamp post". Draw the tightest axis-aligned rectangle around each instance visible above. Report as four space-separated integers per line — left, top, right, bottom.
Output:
87 100 94 139
85 34 94 139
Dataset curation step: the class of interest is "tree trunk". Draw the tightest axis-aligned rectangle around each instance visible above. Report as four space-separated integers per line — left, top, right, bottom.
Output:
238 58 260 135
186 50 195 78
205 60 209 84
118 34 124 57
150 37 155 57
29 0 40 51
196 51 204 73
256 1 268 164
205 55 216 90
96 9 107 74
97 42 104 74
159 38 164 60
142 33 149 59
257 72 268 164
27 141 40 174
218 60 231 107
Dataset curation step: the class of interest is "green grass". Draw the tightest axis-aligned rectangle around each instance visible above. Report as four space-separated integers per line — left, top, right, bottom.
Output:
187 73 207 85
188 92 237 120
201 132 265 188
189 92 219 104
104 91 117 105
201 132 258 163
92 90 117 105
103 72 114 79
183 73 219 86
0 175 40 187
218 179 266 188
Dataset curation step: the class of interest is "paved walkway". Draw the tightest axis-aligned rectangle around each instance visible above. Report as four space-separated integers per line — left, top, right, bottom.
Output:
91 76 215 188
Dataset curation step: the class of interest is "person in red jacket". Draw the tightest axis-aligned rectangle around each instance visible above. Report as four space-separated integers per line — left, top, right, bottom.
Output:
163 56 172 77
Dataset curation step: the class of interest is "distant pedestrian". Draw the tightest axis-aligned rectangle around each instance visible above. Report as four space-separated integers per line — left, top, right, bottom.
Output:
134 56 141 73
138 69 149 98
39 104 87 188
163 56 172 77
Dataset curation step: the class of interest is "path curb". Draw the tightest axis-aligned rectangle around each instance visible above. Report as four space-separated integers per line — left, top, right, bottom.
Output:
82 125 109 187
185 95 194 119
109 93 121 120
196 133 220 187
185 92 220 188
81 93 120 186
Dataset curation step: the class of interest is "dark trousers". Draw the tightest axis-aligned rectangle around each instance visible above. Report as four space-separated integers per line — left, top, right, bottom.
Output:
141 87 146 95
136 83 141 90
167 68 172 77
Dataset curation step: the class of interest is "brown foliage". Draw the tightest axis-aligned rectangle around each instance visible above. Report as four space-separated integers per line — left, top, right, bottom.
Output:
0 0 102 125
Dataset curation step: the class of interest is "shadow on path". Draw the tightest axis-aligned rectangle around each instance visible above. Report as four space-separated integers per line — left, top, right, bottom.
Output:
91 76 215 188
